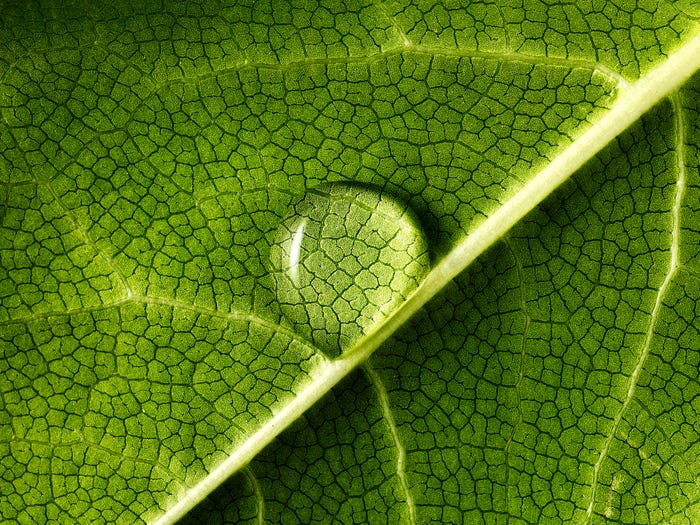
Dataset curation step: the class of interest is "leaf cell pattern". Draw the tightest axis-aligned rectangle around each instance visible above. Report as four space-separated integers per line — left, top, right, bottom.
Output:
0 1 699 524
365 96 700 524
0 303 324 523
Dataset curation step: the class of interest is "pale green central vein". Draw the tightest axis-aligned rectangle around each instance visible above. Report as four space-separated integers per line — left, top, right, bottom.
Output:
583 92 686 524
404 43 628 86
151 355 364 525
363 361 415 525
0 295 319 353
152 32 700 525
346 30 700 364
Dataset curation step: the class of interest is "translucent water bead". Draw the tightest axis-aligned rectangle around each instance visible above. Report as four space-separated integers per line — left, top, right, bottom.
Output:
270 182 430 357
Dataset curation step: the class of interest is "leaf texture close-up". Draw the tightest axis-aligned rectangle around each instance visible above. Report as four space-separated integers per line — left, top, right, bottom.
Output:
1 1 700 524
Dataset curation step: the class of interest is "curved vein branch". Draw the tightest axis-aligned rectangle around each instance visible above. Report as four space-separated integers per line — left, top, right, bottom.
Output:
583 91 687 524
151 31 700 525
364 361 416 525
348 30 700 364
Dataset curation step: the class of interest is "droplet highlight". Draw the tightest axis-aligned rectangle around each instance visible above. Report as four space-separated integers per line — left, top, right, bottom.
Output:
270 182 430 357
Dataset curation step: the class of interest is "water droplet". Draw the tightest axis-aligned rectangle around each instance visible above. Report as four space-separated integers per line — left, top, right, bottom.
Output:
270 182 430 357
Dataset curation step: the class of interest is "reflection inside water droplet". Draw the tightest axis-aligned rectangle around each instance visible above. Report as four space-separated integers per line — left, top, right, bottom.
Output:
287 217 307 285
270 182 430 357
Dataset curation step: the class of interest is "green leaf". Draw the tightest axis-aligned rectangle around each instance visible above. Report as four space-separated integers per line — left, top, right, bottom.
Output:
1 2 700 524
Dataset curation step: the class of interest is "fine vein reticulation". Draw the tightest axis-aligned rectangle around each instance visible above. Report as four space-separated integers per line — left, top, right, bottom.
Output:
363 360 415 525
2 3 700 525
583 92 687 524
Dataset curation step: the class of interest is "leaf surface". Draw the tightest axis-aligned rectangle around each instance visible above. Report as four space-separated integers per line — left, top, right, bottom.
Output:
1 2 700 524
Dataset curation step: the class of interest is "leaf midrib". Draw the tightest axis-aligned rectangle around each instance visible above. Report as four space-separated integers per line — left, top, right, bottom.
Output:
148 30 700 524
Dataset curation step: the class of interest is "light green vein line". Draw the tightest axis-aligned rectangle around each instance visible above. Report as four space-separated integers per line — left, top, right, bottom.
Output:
44 180 134 297
242 466 265 525
0 295 321 351
374 0 411 47
151 31 700 525
583 91 686 524
129 43 622 90
132 295 321 346
364 361 416 525
346 29 700 365
502 237 530 525
151 354 364 525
